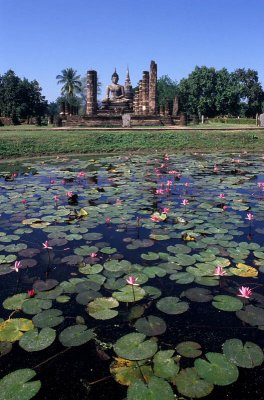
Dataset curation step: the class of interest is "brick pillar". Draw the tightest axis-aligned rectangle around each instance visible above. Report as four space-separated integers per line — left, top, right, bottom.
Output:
142 71 149 115
179 112 187 126
138 80 143 115
149 60 157 115
133 89 139 115
86 70 97 115
172 96 179 116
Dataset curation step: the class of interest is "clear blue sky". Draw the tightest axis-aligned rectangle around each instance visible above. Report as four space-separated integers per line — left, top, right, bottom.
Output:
1 0 263 102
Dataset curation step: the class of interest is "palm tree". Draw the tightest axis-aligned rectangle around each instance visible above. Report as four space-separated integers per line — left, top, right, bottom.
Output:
56 68 82 97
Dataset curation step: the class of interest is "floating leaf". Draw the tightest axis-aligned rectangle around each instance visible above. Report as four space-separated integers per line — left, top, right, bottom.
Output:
223 338 264 368
230 263 258 277
33 279 58 292
32 309 64 328
0 368 41 400
156 296 189 315
22 298 52 315
113 286 145 303
195 352 239 385
87 297 119 320
0 319 34 342
236 305 264 327
110 358 153 386
182 288 213 303
173 367 213 398
176 341 202 358
114 332 158 361
3 293 27 310
127 376 175 400
19 328 56 352
212 295 243 312
153 350 179 379
0 341 12 356
135 315 167 336
59 325 95 347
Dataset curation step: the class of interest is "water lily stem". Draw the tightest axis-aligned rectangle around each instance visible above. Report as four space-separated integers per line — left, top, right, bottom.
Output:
132 285 136 302
34 347 71 370
135 361 147 383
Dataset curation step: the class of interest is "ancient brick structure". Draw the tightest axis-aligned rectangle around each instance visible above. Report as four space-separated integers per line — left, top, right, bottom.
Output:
149 60 157 115
86 70 97 115
141 71 149 115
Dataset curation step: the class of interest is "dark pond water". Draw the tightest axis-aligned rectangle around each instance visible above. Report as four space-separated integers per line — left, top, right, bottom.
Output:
0 152 264 400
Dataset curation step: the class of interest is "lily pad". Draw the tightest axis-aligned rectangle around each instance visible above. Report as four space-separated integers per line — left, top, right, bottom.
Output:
236 305 264 327
19 328 56 352
135 315 167 336
176 341 202 358
33 279 58 292
114 332 158 361
195 352 239 385
22 298 52 315
212 295 243 312
156 297 189 315
183 288 213 303
3 293 27 310
0 368 41 400
32 309 64 328
0 319 34 342
153 350 179 379
127 376 175 400
113 286 145 303
223 338 264 368
110 358 153 386
174 367 214 398
59 325 95 347
87 297 119 320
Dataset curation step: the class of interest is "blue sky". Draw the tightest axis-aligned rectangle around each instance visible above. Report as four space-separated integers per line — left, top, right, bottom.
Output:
1 0 264 102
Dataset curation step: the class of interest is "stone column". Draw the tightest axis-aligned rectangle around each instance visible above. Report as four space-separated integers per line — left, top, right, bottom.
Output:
179 112 187 126
141 71 149 115
133 89 139 115
86 70 97 115
138 80 143 115
172 96 179 116
149 60 157 115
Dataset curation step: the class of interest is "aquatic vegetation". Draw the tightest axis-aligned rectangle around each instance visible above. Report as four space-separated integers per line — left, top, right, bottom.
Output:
0 152 264 399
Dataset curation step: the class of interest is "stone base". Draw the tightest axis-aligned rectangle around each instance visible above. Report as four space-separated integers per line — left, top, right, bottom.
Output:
65 114 185 128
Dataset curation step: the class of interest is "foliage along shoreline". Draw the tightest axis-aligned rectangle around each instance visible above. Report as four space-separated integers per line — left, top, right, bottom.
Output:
0 129 264 159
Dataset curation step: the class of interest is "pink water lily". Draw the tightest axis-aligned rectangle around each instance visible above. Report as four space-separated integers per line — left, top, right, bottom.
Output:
214 266 226 276
162 207 170 214
53 195 59 202
214 164 219 172
21 199 27 204
90 252 97 258
67 191 73 198
42 240 53 250
181 199 189 206
219 193 225 199
126 276 139 286
78 171 86 177
156 188 164 195
11 260 22 272
237 286 252 299
27 289 36 298
246 213 254 221
105 218 111 224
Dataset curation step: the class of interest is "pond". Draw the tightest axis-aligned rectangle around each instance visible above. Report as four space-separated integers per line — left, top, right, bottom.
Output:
0 152 264 400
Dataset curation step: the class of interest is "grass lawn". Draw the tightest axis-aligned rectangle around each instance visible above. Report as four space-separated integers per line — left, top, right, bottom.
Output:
0 125 263 158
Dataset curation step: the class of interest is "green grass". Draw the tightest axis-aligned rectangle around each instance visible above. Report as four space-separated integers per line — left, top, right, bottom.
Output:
0 127 263 158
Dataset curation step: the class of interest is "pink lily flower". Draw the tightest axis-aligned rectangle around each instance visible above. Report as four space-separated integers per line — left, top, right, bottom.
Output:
105 218 111 224
219 193 225 199
246 213 254 221
214 164 219 172
237 286 252 299
156 189 164 195
53 195 59 202
50 179 55 184
185 182 190 187
11 260 22 272
214 266 226 276
67 191 73 198
162 207 170 214
126 276 139 286
21 199 27 204
181 199 189 206
42 240 53 250
166 180 173 186
151 214 161 222
90 252 97 258
78 171 86 177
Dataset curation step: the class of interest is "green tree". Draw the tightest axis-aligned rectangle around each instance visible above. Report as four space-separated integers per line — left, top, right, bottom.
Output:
233 68 264 117
214 68 240 116
56 68 82 97
157 75 178 107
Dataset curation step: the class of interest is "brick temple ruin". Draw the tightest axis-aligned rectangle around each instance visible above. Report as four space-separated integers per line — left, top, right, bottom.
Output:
65 61 187 127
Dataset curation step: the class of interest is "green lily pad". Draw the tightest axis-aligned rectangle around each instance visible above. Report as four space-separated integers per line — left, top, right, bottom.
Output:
87 297 119 320
19 327 56 352
0 368 41 400
156 297 189 315
22 298 52 315
32 309 64 328
135 315 167 336
33 279 58 292
113 286 145 302
182 288 213 303
174 367 214 398
100 247 117 254
76 290 102 305
0 341 12 356
212 295 243 312
79 263 103 275
59 325 95 347
195 352 239 385
176 341 202 358
141 252 159 261
223 338 264 368
236 305 264 326
3 293 27 310
114 332 158 361
127 376 175 400
153 350 179 379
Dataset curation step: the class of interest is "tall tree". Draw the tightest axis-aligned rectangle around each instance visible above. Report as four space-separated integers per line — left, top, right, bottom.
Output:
56 68 82 97
157 75 178 107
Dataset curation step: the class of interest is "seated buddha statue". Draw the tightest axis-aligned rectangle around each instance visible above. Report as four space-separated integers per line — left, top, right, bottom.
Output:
103 70 128 103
